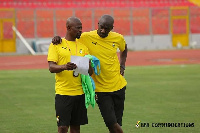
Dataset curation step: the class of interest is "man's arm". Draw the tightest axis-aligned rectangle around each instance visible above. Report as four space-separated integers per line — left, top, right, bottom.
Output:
48 61 77 73
120 44 128 76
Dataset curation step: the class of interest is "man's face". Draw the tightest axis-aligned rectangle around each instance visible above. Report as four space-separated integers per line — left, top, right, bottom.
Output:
97 22 113 38
71 22 82 39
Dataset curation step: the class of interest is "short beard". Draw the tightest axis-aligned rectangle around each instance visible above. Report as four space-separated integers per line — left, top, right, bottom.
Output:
76 36 80 39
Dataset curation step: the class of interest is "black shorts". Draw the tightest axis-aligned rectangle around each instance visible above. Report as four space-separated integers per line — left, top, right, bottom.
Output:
96 86 126 127
55 94 88 126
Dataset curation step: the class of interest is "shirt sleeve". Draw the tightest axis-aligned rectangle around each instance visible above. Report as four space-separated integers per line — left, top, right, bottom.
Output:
118 35 126 52
47 43 58 63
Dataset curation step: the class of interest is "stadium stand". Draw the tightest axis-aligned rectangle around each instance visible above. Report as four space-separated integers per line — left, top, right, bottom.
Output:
36 10 54 38
75 10 93 32
152 8 169 34
113 9 131 35
55 9 73 36
0 0 195 8
190 7 200 33
0 0 199 37
16 9 34 38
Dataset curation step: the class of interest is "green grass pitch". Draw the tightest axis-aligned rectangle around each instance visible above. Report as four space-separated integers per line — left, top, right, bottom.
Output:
0 64 199 133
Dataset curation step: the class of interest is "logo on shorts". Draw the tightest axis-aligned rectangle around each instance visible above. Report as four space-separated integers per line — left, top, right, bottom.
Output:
56 116 59 123
95 94 98 101
135 121 141 128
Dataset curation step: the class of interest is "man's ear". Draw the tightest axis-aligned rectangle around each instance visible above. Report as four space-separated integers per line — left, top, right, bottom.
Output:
109 25 113 31
67 25 71 31
111 26 113 30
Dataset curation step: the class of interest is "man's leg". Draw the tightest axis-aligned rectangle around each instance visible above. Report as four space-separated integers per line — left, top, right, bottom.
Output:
55 95 74 133
70 95 88 133
69 125 80 133
113 86 126 126
96 92 123 133
109 123 123 133
58 126 69 133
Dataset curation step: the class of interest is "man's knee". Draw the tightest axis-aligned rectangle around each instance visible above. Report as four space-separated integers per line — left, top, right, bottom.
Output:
58 126 69 133
107 123 123 133
70 125 80 133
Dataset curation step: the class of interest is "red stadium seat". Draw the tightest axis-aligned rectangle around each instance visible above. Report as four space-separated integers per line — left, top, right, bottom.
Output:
113 9 131 35
16 20 35 38
190 7 200 33
36 10 54 37
152 8 169 34
0 0 195 8
1 0 200 37
132 8 150 35
75 10 92 32
55 10 73 36
16 9 35 38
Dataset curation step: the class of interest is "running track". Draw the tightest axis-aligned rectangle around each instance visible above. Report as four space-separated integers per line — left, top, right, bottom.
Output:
0 49 200 70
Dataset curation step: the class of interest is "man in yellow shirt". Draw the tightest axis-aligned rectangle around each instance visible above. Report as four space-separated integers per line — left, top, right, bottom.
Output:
52 15 127 133
48 17 92 133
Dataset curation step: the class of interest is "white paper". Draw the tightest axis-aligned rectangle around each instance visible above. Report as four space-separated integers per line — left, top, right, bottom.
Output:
70 55 89 75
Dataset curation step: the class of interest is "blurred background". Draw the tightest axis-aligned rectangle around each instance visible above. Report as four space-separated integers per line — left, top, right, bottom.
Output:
0 0 200 54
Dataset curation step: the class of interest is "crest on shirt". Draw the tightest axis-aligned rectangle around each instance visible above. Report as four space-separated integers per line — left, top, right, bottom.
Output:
79 49 83 54
112 42 115 47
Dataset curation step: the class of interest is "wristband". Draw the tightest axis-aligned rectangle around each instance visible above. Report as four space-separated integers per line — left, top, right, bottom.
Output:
120 65 125 70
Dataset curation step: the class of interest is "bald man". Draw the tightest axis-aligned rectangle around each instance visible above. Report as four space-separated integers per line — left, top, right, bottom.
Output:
52 15 128 133
47 17 92 133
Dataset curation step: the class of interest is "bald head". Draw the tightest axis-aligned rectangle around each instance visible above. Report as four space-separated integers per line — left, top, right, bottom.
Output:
97 15 114 38
65 17 82 40
66 17 81 28
99 15 114 27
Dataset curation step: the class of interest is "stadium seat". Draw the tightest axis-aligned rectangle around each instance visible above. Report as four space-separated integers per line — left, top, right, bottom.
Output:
1 0 200 38
0 0 196 8
75 10 92 32
113 9 131 35
36 10 54 37
172 19 187 34
16 9 35 38
16 20 35 38
55 10 73 36
132 8 150 35
152 8 169 34
0 10 14 19
2 21 13 39
190 7 200 33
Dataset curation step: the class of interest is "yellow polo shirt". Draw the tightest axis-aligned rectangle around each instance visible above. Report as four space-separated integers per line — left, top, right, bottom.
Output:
47 38 89 95
78 30 127 92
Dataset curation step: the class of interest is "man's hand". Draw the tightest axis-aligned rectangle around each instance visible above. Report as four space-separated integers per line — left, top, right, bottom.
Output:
52 36 62 45
120 66 125 76
65 62 77 70
88 60 93 76
48 61 77 73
